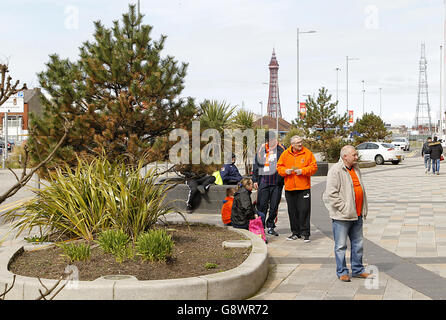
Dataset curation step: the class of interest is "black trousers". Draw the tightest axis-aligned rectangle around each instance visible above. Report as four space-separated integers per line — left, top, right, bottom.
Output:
186 175 216 208
256 183 283 229
285 189 311 237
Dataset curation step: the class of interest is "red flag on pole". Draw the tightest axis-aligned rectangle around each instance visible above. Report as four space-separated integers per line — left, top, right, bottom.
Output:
348 110 354 123
299 102 306 119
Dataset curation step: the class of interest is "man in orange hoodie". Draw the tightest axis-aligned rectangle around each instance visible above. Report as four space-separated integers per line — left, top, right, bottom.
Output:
277 135 317 242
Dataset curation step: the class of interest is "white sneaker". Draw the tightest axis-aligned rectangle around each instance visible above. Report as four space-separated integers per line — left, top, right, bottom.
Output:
425 168 428 173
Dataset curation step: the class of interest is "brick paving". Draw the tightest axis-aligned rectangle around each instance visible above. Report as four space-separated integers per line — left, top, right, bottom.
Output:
2 153 446 299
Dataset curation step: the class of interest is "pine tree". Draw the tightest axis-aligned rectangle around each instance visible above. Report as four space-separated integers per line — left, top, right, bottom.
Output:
292 87 351 161
352 112 390 143
293 87 349 140
28 5 196 170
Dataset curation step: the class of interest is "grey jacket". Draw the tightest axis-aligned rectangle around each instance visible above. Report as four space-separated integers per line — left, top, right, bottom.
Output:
323 160 368 221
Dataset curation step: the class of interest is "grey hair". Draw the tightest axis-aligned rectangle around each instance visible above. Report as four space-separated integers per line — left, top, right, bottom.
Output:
340 145 356 158
290 135 303 143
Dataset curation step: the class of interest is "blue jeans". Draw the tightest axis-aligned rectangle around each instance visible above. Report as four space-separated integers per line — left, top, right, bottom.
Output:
424 154 431 172
332 217 365 278
432 158 440 174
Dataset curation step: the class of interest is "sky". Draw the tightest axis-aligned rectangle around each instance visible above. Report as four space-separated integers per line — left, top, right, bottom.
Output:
1 0 446 128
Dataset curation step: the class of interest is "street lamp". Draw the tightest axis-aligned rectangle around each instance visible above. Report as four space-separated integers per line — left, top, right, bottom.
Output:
379 87 382 118
297 28 316 119
261 82 268 128
259 101 263 127
361 80 365 115
335 67 341 114
346 56 359 114
440 45 443 136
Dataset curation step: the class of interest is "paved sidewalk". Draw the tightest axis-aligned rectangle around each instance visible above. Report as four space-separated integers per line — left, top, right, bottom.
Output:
170 154 445 299
1 154 446 299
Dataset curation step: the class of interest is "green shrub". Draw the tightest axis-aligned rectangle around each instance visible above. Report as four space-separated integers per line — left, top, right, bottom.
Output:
96 229 132 263
204 262 218 270
135 229 174 262
60 243 91 262
24 234 49 243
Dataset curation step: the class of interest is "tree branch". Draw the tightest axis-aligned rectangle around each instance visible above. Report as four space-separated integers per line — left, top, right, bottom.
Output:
0 119 71 205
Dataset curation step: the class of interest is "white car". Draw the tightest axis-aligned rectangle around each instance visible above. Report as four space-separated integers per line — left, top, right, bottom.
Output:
356 142 402 165
391 137 410 151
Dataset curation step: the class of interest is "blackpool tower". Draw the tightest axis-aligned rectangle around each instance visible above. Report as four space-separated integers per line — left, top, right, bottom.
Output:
267 49 282 119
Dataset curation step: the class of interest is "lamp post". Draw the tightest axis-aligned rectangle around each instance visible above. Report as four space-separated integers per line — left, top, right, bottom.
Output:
441 45 443 136
297 28 316 119
259 101 263 127
335 67 341 114
361 80 365 115
346 56 359 114
379 87 382 118
261 82 268 128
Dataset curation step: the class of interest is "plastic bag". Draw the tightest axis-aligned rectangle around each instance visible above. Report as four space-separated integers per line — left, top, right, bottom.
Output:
249 217 266 242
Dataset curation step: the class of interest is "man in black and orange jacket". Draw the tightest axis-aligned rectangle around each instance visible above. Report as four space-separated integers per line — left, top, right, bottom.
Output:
277 135 317 242
252 131 286 236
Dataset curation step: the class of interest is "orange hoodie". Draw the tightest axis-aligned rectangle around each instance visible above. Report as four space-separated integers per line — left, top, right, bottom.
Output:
221 196 234 224
277 146 318 191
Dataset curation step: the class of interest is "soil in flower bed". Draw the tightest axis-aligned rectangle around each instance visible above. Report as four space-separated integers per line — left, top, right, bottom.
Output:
8 224 251 281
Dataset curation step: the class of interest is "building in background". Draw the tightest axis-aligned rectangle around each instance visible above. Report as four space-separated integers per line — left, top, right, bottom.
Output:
0 88 42 143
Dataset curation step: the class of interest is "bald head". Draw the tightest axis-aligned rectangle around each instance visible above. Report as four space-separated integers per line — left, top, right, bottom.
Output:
341 145 358 168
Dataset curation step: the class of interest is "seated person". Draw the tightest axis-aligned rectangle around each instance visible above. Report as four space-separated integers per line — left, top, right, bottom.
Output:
221 187 236 226
220 153 243 185
185 174 216 213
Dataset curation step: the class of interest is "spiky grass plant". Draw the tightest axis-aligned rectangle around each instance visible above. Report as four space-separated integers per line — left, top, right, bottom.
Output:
135 229 174 262
59 242 91 262
3 155 175 241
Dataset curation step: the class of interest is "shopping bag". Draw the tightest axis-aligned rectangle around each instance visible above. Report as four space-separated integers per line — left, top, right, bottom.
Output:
249 217 266 242
441 155 444 161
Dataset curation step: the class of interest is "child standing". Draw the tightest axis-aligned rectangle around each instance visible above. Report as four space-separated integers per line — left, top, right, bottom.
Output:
221 187 236 226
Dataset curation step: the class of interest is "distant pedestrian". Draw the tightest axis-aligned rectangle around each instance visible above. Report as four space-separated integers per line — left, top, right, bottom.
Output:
220 153 243 185
421 137 432 174
231 178 260 230
221 187 236 226
323 145 373 282
277 135 317 243
429 136 443 175
252 131 286 237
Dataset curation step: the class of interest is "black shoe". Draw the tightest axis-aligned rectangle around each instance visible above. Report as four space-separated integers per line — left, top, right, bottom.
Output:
304 236 311 243
286 234 299 241
186 204 194 214
267 228 279 236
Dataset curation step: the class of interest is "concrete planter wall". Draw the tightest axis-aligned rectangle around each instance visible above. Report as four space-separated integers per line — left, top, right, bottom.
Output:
0 227 268 300
165 162 329 214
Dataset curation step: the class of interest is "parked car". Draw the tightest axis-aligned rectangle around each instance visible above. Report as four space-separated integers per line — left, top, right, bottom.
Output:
356 142 402 165
0 139 13 151
391 137 410 151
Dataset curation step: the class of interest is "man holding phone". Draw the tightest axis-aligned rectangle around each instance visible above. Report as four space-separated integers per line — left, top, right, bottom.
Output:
277 136 317 242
